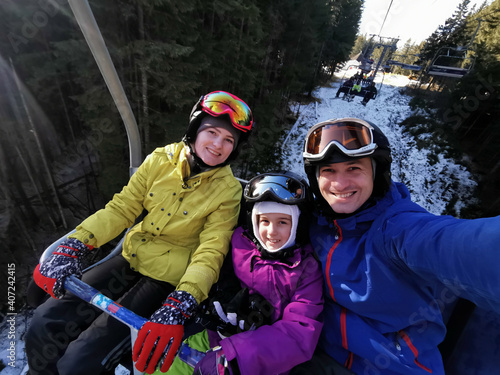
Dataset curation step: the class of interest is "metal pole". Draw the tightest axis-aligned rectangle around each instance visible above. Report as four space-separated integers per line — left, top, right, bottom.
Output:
67 0 142 176
466 18 483 49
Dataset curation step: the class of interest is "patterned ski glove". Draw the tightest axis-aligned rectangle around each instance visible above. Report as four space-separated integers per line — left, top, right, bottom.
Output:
133 290 198 374
33 238 93 299
193 346 237 375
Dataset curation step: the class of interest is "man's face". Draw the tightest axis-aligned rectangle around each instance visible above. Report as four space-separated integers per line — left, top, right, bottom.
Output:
317 157 374 214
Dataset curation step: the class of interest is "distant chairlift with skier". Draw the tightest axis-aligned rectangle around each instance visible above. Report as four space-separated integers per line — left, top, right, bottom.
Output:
337 74 376 103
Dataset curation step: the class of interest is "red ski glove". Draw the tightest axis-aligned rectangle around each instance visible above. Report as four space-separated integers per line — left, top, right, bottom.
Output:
133 290 198 374
133 322 183 374
33 238 93 299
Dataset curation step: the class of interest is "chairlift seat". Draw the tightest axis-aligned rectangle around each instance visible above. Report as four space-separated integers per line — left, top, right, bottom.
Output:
427 46 474 79
342 86 372 101
427 65 469 78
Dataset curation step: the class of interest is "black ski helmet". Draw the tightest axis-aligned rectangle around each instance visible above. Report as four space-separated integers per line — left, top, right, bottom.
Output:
303 118 392 208
183 91 253 166
243 171 312 251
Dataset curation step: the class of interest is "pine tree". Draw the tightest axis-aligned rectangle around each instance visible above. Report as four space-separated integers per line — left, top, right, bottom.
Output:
322 0 363 78
419 0 473 64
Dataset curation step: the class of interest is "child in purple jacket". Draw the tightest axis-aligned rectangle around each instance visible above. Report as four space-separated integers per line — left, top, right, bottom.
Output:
165 171 324 375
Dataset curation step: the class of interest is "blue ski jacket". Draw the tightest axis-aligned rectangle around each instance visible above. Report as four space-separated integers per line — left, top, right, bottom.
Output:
310 181 500 375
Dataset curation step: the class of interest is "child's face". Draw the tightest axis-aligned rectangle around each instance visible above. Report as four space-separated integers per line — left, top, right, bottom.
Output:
257 213 292 251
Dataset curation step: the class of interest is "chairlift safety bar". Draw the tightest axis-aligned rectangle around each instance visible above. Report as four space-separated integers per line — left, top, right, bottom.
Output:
63 275 206 371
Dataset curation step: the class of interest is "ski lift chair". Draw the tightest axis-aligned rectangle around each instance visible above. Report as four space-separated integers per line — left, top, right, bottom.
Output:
342 83 375 102
427 46 475 79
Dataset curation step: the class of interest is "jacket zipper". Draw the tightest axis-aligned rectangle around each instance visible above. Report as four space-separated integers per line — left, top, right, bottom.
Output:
331 222 354 370
340 306 354 370
326 221 343 301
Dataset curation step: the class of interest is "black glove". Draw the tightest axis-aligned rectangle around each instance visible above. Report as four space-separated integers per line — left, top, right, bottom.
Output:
212 288 274 337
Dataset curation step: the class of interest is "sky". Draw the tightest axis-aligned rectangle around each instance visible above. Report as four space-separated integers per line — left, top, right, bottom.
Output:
358 0 491 46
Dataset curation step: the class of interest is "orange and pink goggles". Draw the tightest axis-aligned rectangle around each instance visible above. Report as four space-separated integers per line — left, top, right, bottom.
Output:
303 118 378 160
201 91 253 133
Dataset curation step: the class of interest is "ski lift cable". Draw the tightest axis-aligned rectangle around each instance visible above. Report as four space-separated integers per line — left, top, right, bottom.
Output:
378 0 394 37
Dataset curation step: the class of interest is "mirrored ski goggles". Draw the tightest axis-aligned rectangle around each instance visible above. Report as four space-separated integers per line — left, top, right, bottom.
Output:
201 91 253 132
303 119 377 160
244 174 306 204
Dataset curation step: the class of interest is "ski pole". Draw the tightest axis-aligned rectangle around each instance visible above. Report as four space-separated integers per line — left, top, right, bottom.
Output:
63 275 206 369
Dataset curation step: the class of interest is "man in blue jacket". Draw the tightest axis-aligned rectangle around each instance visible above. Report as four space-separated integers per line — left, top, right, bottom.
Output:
292 117 500 375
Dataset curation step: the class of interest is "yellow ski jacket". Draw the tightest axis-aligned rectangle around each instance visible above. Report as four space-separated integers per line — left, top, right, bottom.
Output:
70 142 242 303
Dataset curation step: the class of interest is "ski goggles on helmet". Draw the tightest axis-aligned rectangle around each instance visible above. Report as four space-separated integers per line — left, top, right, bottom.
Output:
244 173 306 204
303 118 377 161
201 91 253 133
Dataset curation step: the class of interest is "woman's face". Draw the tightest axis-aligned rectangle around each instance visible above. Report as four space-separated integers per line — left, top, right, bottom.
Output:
317 157 374 214
194 118 236 166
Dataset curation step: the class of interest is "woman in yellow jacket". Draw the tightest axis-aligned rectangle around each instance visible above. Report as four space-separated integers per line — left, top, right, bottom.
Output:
26 91 253 375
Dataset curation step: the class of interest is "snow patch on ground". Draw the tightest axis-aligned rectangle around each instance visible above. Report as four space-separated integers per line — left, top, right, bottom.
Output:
0 309 32 375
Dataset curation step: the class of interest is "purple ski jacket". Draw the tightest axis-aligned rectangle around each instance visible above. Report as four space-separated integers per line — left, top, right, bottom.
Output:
219 227 324 375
